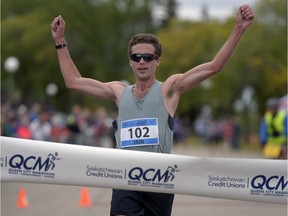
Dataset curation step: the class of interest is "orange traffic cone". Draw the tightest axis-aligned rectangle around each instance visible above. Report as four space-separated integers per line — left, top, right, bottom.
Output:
17 188 29 208
79 187 92 207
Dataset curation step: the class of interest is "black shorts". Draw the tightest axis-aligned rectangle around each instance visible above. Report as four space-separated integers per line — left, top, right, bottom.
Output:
110 189 174 216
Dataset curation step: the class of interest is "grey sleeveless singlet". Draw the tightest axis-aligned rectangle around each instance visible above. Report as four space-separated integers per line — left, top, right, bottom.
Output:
114 80 174 154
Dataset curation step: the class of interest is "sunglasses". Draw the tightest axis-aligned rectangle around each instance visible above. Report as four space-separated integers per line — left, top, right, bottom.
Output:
130 53 158 63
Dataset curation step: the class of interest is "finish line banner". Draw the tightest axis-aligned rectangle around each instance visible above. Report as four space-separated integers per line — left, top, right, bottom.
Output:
0 136 287 204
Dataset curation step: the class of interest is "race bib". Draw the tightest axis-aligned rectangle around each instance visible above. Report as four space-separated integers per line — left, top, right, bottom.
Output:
120 118 159 148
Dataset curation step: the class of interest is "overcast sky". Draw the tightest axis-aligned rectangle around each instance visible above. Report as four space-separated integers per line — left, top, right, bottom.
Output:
176 0 258 20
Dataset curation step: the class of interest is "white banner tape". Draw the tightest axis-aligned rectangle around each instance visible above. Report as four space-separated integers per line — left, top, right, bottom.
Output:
0 136 287 204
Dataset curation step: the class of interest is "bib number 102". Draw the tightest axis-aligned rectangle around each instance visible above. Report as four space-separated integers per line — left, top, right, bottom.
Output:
128 127 150 139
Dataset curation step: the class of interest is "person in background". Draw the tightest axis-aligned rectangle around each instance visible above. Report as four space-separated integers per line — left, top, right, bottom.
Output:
66 104 82 144
231 116 241 150
29 111 52 141
51 5 254 216
259 97 287 159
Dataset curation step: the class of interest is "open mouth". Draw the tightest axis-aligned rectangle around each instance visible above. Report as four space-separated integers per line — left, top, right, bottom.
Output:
137 67 148 71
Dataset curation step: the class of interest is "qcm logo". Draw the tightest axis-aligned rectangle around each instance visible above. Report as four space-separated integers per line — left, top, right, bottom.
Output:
128 165 180 182
251 175 288 191
9 152 61 172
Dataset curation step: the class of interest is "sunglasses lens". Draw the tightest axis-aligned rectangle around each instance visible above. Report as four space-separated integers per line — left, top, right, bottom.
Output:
143 55 153 62
130 54 157 63
130 54 141 62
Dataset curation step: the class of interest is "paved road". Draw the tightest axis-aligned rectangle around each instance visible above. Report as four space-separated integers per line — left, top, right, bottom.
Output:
1 145 287 216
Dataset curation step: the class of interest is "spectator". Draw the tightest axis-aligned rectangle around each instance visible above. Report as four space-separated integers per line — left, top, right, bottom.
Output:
66 104 82 144
17 113 32 139
29 111 52 141
231 116 241 150
259 97 287 159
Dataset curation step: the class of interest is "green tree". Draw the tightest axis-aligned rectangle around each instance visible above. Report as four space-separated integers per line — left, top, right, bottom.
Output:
2 0 173 111
157 20 235 117
2 0 285 119
251 0 287 111
156 0 286 120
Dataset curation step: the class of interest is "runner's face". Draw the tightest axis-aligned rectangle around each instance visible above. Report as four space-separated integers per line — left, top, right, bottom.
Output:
129 43 160 81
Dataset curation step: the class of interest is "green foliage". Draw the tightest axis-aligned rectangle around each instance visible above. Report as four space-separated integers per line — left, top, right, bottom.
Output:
2 0 162 110
156 0 287 117
157 20 231 115
1 0 286 117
